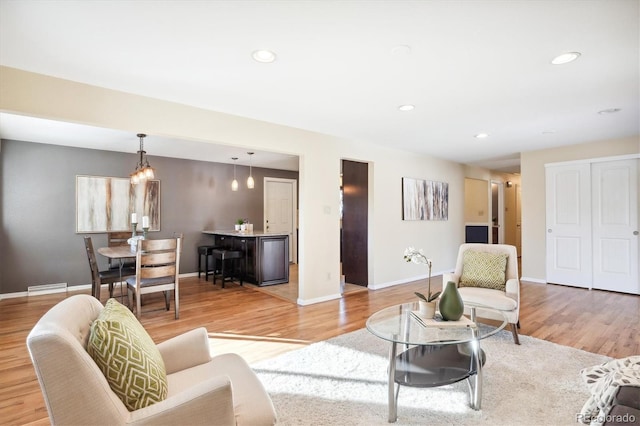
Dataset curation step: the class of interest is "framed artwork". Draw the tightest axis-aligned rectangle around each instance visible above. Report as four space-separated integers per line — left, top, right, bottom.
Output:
402 177 448 221
76 175 160 233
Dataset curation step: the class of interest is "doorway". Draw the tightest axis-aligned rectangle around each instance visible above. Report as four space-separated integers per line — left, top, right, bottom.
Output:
341 160 368 287
490 181 504 244
264 177 297 263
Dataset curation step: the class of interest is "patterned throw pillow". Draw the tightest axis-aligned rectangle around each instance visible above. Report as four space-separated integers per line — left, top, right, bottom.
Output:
459 250 508 291
87 298 168 411
579 356 640 424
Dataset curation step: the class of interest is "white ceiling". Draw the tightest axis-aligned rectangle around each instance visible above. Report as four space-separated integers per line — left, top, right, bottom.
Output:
1 0 639 173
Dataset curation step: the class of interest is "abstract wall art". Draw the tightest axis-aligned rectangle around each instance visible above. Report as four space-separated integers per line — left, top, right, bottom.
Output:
402 177 448 221
76 175 160 233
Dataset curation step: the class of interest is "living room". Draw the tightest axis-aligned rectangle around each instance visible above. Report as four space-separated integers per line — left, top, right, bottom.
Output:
1 1 639 425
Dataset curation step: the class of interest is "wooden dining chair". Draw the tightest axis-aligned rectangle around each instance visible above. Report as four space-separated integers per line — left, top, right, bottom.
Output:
126 237 182 319
83 236 135 300
107 231 135 269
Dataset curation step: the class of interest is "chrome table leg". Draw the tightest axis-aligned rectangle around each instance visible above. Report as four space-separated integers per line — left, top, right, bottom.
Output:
388 341 398 423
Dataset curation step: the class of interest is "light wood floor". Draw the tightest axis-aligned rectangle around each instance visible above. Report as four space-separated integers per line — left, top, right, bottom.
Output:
248 264 367 302
1 275 638 425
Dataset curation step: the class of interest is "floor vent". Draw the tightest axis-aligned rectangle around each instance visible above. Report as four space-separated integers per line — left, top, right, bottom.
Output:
27 283 68 296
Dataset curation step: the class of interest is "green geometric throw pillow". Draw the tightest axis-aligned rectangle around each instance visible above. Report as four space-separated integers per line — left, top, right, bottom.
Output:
87 298 168 411
459 250 508 291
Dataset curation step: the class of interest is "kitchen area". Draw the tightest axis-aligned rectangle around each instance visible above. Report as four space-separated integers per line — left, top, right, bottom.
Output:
202 230 290 286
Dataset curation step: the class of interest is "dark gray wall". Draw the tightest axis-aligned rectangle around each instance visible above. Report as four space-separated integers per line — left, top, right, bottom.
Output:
0 139 298 294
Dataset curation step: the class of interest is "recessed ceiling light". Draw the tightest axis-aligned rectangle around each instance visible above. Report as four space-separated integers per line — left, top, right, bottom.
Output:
542 130 557 135
398 104 415 112
598 108 622 115
475 133 489 139
551 52 581 65
252 50 277 63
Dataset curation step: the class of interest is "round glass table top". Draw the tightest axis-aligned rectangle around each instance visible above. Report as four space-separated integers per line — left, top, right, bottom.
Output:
366 301 508 346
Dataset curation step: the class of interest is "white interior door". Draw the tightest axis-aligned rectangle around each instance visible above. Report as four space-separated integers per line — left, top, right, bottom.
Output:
545 163 592 288
264 178 296 263
591 159 639 294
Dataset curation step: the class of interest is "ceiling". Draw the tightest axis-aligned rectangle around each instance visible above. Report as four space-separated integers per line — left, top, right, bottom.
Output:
1 1 638 174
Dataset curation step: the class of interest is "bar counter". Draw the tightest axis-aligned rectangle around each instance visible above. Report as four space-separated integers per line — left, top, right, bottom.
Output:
202 230 289 286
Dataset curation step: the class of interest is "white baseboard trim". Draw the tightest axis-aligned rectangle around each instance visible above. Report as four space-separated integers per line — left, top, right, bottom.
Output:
521 276 547 284
0 291 28 300
368 270 450 291
0 272 198 300
180 272 198 278
368 278 412 290
297 292 341 306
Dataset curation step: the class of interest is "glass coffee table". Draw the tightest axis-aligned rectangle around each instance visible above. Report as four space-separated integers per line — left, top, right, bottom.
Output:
366 302 508 423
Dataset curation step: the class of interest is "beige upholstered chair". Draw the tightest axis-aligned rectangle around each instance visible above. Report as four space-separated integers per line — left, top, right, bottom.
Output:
127 237 181 319
443 243 521 344
26 294 277 425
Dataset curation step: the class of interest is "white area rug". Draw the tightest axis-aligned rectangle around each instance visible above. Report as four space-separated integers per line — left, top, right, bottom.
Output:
252 327 611 425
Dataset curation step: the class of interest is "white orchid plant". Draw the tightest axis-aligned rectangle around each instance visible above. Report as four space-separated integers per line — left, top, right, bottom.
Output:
403 247 440 303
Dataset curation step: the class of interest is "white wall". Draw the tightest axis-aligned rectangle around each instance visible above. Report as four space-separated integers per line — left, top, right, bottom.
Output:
346 142 465 288
0 66 468 303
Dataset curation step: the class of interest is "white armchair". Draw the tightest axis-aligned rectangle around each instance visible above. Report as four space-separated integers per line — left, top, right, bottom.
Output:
26 294 276 425
443 243 521 344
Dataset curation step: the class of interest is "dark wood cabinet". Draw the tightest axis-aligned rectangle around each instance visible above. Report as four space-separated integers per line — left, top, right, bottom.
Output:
204 231 289 286
257 235 289 286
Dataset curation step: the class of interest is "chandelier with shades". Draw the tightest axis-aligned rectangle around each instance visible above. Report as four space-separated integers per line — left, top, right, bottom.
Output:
130 133 155 185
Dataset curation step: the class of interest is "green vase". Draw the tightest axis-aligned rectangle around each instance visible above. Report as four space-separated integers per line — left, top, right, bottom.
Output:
439 281 464 321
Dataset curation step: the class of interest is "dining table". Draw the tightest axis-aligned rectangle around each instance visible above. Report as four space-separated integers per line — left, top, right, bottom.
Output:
97 245 136 304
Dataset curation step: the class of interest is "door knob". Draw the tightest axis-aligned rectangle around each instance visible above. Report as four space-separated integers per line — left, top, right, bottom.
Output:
548 229 552 233
634 231 639 236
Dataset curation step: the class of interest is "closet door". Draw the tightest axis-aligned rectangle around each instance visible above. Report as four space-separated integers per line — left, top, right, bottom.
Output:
591 159 639 294
545 163 592 288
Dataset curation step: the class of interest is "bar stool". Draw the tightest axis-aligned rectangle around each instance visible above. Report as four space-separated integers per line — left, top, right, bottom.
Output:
197 245 219 281
211 249 244 288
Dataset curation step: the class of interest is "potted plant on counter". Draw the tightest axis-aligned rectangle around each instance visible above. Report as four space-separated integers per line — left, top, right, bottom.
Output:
235 218 244 231
404 247 440 318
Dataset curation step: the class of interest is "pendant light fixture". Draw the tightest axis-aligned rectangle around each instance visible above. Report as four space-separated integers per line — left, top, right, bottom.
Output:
130 133 155 185
231 157 239 191
247 152 255 189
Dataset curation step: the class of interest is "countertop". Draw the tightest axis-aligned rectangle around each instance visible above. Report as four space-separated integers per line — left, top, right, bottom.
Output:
202 230 289 237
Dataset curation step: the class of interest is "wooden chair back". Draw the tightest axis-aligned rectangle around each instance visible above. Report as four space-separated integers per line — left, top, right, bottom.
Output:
137 238 179 280
107 232 134 268
107 232 131 247
128 237 182 319
83 236 101 298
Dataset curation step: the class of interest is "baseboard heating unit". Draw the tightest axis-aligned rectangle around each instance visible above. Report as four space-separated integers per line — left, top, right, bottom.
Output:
27 283 68 296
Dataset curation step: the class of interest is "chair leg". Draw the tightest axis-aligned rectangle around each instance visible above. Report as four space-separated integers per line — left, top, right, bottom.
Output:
517 320 521 329
511 323 520 345
174 288 179 320
135 289 142 319
221 258 226 289
92 281 99 300
127 287 134 312
164 291 170 311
